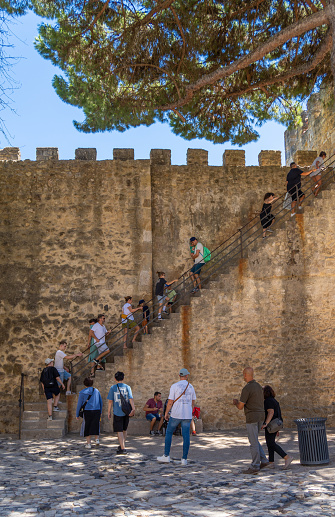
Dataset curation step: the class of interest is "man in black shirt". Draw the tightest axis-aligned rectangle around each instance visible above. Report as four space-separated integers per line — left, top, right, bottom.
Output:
40 358 65 420
287 162 313 216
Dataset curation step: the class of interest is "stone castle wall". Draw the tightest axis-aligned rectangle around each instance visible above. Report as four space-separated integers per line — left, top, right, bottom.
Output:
93 190 335 431
285 87 335 165
1 146 334 433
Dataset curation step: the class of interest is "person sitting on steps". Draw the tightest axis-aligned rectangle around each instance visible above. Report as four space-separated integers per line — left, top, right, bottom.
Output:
143 391 164 435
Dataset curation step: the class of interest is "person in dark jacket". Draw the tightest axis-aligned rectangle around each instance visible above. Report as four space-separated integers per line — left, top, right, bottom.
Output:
260 193 278 238
76 378 103 449
40 358 65 421
261 385 293 469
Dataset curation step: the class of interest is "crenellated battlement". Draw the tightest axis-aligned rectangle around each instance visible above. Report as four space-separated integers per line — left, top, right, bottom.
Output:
0 146 291 166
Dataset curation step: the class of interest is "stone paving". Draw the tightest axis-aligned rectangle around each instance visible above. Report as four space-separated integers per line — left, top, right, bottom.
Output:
1 430 335 516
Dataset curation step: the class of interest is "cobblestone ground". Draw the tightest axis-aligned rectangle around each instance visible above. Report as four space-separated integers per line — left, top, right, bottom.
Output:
1 430 335 516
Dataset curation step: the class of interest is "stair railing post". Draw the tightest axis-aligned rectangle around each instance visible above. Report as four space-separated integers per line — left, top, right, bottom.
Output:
239 228 243 259
18 373 24 440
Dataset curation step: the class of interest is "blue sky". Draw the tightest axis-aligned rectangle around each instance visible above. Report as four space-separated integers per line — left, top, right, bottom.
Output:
3 12 287 166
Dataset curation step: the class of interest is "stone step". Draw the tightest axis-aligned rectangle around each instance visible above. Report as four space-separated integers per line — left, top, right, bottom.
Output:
23 410 67 421
22 418 66 430
24 402 67 411
21 428 66 440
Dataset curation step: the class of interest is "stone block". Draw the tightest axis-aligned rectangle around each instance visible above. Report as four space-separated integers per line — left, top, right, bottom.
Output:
0 147 21 161
258 150 282 166
113 148 134 161
75 148 97 160
293 150 318 167
187 148 208 166
222 149 245 167
150 149 171 166
36 147 59 161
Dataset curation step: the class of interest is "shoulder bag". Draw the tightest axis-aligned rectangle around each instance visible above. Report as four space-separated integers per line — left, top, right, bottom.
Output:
79 388 94 418
117 384 133 416
267 417 284 433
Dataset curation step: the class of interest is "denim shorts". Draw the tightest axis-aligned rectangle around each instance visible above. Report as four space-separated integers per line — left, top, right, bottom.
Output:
58 370 71 382
157 295 165 304
191 262 205 275
146 412 162 422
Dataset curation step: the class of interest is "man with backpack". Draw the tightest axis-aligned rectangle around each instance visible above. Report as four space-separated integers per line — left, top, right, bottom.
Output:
189 237 209 292
157 368 196 466
40 358 65 420
107 371 135 454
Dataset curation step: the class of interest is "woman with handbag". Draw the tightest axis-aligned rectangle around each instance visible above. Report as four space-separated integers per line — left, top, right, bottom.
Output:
261 385 293 469
76 378 103 449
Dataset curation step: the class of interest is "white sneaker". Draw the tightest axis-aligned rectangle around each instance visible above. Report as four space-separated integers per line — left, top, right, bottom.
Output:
53 406 60 412
85 443 92 449
66 391 72 395
284 455 293 469
181 459 187 466
157 455 170 463
96 439 100 446
47 415 52 421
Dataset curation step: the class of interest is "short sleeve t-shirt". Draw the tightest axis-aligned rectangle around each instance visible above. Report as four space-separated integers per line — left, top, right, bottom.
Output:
91 322 107 344
155 278 167 296
107 383 133 416
54 350 67 373
287 168 303 192
240 380 264 423
194 243 205 264
310 156 324 176
145 398 163 415
169 380 196 419
264 396 281 422
122 303 134 322
40 366 60 387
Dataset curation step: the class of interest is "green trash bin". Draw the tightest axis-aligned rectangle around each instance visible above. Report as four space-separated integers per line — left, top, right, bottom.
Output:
294 417 329 465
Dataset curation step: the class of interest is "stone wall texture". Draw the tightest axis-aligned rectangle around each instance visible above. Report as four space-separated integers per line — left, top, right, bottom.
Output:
285 87 335 165
1 150 335 433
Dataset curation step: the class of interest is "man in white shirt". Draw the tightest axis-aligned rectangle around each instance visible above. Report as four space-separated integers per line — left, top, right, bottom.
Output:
54 340 83 395
88 314 111 366
157 368 196 466
189 237 205 292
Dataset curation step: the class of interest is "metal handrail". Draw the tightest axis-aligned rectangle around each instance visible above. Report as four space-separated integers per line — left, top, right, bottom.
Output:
18 373 27 440
71 154 335 381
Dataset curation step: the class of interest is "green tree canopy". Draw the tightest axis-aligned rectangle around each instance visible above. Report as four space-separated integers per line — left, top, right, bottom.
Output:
3 0 334 144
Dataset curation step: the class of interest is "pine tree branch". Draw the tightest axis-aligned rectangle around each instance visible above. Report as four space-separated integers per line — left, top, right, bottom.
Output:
158 6 330 111
226 31 332 99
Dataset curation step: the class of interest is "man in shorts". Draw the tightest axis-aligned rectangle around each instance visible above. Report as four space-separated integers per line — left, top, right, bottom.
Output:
189 237 205 292
88 314 112 366
143 391 164 435
40 358 65 420
54 340 83 395
107 371 135 454
286 162 313 216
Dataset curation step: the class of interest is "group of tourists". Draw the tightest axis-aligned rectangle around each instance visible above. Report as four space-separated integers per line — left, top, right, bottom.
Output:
260 151 327 238
40 359 293 472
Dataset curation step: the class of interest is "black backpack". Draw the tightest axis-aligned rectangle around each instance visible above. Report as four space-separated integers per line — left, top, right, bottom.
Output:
41 367 56 388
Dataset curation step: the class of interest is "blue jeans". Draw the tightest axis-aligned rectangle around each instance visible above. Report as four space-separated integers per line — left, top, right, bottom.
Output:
164 417 192 460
